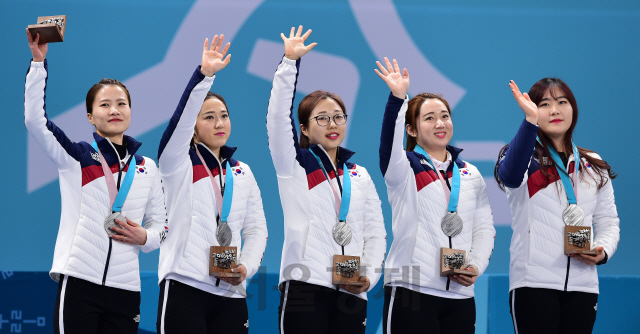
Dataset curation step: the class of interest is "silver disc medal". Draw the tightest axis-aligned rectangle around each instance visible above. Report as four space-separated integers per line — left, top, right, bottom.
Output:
104 212 127 236
333 220 353 247
216 221 232 246
562 204 585 226
441 212 464 237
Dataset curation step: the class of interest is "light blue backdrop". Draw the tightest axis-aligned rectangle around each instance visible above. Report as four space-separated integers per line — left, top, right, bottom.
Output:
1 0 638 332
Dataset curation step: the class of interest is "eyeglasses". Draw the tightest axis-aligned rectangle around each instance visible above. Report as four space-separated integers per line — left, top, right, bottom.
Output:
309 114 348 127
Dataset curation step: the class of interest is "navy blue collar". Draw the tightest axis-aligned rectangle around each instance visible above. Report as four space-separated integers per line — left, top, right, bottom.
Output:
196 143 237 170
92 132 142 167
412 145 464 171
309 144 355 172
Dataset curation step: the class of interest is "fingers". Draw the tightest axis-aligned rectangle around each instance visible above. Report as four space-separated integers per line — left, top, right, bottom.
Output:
376 61 389 76
509 80 522 100
305 42 317 52
289 26 295 38
125 217 139 227
210 35 219 51
374 69 388 81
215 35 224 52
523 92 532 102
222 54 232 65
203 38 208 52
384 57 393 74
301 29 312 41
403 68 409 80
296 25 303 37
26 28 33 44
393 59 400 74
281 32 287 42
220 42 231 57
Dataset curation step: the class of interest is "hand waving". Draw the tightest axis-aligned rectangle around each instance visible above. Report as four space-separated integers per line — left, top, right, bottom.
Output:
26 28 48 62
200 35 231 77
281 25 317 60
375 57 410 99
509 80 538 125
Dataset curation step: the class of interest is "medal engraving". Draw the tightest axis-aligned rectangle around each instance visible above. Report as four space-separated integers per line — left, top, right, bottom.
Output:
104 212 127 236
216 221 232 247
335 258 360 278
441 212 464 237
211 249 237 269
333 220 353 246
562 204 585 226
443 252 465 270
567 228 591 249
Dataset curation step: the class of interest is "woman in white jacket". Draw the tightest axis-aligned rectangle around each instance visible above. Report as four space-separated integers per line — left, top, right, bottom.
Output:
156 35 268 334
267 26 386 334
24 31 168 334
496 79 619 334
375 58 495 334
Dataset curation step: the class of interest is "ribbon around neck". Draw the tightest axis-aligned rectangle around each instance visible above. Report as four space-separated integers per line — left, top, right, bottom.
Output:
309 149 351 222
537 137 580 204
91 141 135 213
414 145 460 213
195 145 234 223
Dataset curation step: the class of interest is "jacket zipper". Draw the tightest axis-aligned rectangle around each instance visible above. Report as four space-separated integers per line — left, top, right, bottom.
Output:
102 158 124 286
563 257 570 291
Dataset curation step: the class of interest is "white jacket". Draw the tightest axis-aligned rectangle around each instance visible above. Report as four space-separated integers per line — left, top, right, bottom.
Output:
497 119 620 294
157 67 268 298
379 93 495 298
24 60 167 292
267 57 387 300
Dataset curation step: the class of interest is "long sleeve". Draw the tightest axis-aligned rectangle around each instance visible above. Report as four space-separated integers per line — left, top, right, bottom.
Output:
591 174 620 260
360 177 387 292
157 66 215 175
466 177 496 275
379 92 411 189
140 161 169 253
266 56 305 177
24 60 85 169
237 167 268 279
497 119 539 188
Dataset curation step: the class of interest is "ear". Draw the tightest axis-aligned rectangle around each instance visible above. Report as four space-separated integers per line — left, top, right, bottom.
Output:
406 123 417 138
87 113 94 125
300 124 309 137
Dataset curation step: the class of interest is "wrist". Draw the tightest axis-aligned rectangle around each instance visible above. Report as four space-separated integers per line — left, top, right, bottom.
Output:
525 116 538 126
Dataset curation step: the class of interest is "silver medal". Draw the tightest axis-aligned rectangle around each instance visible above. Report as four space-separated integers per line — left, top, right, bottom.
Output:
216 221 232 246
562 204 585 226
441 211 464 237
104 212 127 236
333 220 353 247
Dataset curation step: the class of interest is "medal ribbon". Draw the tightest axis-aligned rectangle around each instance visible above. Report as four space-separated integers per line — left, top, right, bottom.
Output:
309 150 351 222
91 141 135 213
537 138 580 204
195 145 234 223
414 145 460 213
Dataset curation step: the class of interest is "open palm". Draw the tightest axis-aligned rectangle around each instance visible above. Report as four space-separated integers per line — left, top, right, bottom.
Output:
281 25 317 60
509 80 538 123
375 57 409 99
201 34 231 77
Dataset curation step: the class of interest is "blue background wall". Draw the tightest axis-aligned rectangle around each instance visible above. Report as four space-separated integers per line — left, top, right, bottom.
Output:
1 0 638 333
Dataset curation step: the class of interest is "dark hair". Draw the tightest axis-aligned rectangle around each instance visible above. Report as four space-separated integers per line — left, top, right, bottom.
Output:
494 78 616 191
405 93 452 151
85 78 131 114
297 90 347 149
191 91 230 148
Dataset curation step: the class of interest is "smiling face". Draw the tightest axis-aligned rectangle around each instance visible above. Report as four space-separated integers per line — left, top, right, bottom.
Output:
407 98 453 155
194 97 231 153
86 85 131 140
300 98 346 152
536 88 573 143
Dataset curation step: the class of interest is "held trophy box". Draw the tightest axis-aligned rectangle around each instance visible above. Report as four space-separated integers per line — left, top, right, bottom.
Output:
565 226 596 255
332 255 364 286
28 15 66 44
209 246 241 278
440 248 477 277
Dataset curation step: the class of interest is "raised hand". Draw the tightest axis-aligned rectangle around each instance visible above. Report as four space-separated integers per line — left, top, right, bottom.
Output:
509 80 538 125
281 25 317 60
200 35 231 77
375 57 410 99
26 28 48 62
